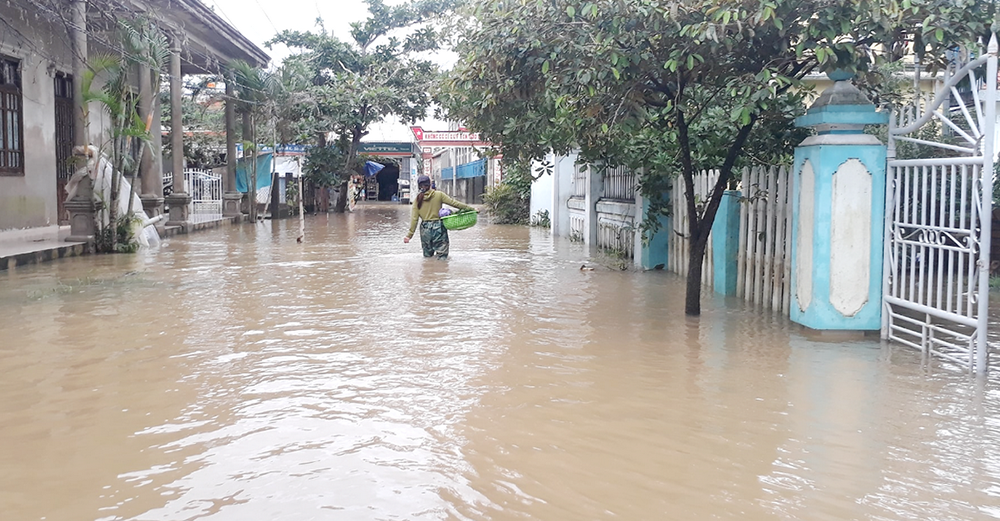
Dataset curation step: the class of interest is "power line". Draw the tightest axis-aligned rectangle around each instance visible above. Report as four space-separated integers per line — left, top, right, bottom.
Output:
3 0 282 108
202 0 237 29
251 0 280 35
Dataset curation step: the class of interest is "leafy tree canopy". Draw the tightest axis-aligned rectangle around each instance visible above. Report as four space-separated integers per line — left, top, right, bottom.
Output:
268 0 460 211
445 0 993 315
267 0 457 157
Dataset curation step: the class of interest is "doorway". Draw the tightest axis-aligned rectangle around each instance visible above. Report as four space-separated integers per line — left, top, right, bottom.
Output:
54 73 73 225
375 164 400 201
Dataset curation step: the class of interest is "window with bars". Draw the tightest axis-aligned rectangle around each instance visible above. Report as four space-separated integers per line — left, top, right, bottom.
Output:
0 56 24 175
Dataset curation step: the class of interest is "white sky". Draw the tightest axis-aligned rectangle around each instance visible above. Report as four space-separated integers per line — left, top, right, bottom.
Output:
204 0 451 142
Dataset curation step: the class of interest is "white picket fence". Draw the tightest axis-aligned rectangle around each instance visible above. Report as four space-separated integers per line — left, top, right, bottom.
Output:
668 169 719 288
667 165 793 312
736 165 793 313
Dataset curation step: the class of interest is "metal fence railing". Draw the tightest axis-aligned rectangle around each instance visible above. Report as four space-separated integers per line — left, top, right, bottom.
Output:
602 165 637 201
185 169 223 223
572 165 587 198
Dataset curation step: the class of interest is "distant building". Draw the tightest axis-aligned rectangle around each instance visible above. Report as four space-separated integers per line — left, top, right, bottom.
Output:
357 141 418 202
410 126 501 205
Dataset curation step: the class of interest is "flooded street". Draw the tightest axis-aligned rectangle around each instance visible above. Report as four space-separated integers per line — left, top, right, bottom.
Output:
2 204 1000 521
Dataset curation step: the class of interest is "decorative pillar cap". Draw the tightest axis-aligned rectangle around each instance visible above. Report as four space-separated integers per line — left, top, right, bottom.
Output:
795 78 888 134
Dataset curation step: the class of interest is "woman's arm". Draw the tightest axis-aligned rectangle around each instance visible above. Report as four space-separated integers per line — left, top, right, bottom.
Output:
406 203 420 239
440 193 475 212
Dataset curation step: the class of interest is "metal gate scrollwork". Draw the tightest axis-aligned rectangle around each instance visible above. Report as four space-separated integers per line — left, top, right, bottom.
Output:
882 35 998 374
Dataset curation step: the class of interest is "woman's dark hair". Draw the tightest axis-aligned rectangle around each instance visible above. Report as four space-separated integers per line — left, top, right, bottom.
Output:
416 180 431 208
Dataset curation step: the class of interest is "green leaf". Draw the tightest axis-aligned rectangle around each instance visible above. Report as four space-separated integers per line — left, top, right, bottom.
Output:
611 67 620 80
542 60 550 74
601 123 609 133
566 5 575 18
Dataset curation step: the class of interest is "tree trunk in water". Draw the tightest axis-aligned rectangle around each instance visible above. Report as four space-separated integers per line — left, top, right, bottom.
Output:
684 235 709 316
334 130 362 213
334 180 349 212
315 132 327 212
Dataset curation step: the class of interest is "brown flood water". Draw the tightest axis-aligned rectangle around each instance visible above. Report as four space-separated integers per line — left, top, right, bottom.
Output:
1 204 1000 521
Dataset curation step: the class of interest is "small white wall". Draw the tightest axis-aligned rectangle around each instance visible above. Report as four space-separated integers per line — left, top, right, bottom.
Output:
551 152 576 236
529 153 554 225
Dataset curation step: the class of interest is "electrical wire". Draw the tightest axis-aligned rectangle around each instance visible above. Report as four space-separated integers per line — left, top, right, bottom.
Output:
201 0 237 29
3 0 276 105
251 0 280 35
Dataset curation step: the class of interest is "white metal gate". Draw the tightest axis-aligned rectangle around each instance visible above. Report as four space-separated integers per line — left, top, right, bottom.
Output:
883 36 997 373
184 169 223 223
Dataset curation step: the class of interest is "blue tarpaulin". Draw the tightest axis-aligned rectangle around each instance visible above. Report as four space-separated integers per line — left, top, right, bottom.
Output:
364 161 385 176
236 153 274 193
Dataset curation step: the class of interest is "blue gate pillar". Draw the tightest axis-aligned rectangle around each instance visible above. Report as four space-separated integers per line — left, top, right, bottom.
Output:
712 190 741 295
635 192 670 270
790 73 888 331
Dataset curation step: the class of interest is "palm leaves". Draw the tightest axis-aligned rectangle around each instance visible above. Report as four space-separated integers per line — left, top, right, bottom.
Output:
82 17 168 252
229 59 280 113
228 59 280 221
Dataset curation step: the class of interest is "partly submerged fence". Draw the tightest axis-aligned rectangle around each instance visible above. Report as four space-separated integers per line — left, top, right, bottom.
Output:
596 165 638 258
736 165 793 314
161 169 224 223
573 164 588 198
602 165 638 201
185 169 223 223
562 162 793 309
665 165 792 310
668 169 719 289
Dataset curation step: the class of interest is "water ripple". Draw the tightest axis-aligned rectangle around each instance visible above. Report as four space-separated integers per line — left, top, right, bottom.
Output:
1 206 999 520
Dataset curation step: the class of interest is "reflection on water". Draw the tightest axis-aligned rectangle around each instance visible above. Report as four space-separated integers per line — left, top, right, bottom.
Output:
1 205 999 520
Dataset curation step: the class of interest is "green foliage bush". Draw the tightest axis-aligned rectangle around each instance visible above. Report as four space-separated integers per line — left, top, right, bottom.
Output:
483 160 534 225
95 215 141 254
303 146 346 187
531 209 550 227
483 184 529 225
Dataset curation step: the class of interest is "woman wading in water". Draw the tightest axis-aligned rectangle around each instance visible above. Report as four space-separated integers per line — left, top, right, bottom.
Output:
403 175 476 259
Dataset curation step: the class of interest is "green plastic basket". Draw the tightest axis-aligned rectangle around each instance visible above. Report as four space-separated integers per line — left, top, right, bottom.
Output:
441 210 477 230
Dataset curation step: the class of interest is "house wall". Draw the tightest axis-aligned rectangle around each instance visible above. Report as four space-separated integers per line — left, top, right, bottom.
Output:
0 2 74 231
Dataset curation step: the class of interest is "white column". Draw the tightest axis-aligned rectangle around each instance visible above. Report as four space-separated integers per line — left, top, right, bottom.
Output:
583 164 601 245
550 152 575 237
164 35 192 227
223 76 242 216
169 38 184 192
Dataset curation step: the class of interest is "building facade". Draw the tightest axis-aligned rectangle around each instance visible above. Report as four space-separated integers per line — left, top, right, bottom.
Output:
0 0 268 238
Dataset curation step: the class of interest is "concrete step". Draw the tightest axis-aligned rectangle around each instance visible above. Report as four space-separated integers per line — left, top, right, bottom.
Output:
0 226 90 271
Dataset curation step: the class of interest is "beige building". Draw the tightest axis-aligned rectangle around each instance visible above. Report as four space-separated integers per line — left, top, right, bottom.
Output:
0 0 268 239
